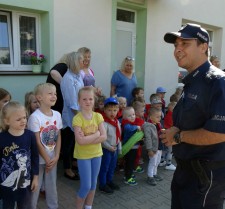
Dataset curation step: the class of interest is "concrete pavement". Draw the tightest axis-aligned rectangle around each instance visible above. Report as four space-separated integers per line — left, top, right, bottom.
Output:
37 159 225 209
37 159 173 209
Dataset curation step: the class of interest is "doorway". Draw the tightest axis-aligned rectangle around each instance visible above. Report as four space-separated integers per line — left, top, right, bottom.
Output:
116 8 136 70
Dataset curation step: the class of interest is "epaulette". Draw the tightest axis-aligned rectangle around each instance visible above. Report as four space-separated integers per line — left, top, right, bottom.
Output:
205 65 225 83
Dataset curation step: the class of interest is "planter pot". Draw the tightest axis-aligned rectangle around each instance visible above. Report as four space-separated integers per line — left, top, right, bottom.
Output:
32 64 42 73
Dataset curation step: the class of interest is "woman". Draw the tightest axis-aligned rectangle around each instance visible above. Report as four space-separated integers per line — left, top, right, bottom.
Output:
60 52 84 180
77 47 95 87
46 52 75 114
110 56 137 105
78 47 102 96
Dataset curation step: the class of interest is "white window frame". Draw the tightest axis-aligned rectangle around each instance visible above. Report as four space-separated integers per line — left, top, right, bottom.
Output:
0 10 40 71
0 11 13 69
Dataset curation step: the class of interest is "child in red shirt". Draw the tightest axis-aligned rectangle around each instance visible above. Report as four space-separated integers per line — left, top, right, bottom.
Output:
95 95 106 115
117 97 127 122
132 101 145 173
162 102 177 171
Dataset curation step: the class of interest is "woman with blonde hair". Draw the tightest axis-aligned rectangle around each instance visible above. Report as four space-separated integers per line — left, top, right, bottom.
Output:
60 51 84 180
46 51 77 114
110 56 137 105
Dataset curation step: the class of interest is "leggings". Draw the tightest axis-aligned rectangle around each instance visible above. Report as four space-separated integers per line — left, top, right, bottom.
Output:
77 157 102 198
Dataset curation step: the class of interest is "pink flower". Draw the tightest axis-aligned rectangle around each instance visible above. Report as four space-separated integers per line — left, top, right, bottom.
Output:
26 51 46 65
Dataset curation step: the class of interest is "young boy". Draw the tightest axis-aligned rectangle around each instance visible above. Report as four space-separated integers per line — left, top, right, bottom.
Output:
122 106 141 186
28 83 62 209
156 87 166 115
162 101 177 171
98 97 121 194
147 108 163 186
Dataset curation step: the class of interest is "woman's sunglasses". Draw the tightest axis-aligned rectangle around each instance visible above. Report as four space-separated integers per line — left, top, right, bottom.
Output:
125 56 135 61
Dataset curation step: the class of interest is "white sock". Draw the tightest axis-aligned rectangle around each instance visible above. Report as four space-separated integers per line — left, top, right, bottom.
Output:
84 205 92 209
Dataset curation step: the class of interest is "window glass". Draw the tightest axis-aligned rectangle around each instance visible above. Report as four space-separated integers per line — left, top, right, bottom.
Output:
0 14 11 64
20 15 37 65
117 9 135 23
0 10 40 71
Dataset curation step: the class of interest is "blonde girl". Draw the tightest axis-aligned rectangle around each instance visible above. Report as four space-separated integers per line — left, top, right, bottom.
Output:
24 91 40 117
0 88 11 111
73 86 106 209
0 101 39 209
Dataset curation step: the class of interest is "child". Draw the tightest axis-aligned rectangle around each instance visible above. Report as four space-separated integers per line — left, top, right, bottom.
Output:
156 87 166 115
162 102 177 171
132 101 145 173
27 83 62 209
95 94 106 115
145 94 160 121
0 88 11 207
131 87 144 102
147 107 163 186
25 92 46 195
98 97 121 194
116 97 127 171
122 106 141 186
0 101 39 209
73 86 106 209
24 91 40 117
0 88 11 110
117 96 127 122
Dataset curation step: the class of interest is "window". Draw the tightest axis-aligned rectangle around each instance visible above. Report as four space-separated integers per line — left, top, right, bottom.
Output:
0 10 40 71
117 9 135 23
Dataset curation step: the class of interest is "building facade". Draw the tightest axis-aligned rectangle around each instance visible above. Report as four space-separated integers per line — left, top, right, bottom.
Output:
0 0 225 103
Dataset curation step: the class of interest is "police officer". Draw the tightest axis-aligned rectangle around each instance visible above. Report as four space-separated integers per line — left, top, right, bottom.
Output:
161 23 225 209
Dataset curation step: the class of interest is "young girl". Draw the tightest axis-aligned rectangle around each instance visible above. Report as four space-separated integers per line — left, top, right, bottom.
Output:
24 91 40 117
94 94 106 115
0 101 39 209
0 88 11 111
25 92 46 195
73 86 106 209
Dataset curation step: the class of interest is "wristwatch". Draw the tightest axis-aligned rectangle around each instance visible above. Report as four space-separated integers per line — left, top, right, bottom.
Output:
173 131 181 144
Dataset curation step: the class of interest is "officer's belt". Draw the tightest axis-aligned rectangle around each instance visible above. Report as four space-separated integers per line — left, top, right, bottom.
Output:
175 158 225 171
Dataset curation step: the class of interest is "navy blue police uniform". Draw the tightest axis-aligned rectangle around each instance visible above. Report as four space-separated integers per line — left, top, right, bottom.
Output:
172 61 225 209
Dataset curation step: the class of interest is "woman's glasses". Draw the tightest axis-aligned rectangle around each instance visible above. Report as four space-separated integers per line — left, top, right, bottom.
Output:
125 56 135 61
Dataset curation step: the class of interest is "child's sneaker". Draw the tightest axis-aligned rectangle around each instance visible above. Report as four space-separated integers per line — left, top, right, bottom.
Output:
139 158 144 165
131 174 136 179
99 185 114 194
159 160 166 167
134 166 144 173
147 177 157 186
154 174 163 181
107 182 120 190
123 174 136 181
124 177 138 186
165 163 176 171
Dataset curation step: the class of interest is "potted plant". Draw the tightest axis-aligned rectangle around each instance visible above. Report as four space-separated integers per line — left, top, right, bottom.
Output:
27 51 46 73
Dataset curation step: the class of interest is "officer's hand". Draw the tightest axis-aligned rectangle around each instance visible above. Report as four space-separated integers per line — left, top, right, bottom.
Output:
160 126 180 146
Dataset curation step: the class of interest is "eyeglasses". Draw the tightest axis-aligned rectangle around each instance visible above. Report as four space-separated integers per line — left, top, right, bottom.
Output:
125 56 135 61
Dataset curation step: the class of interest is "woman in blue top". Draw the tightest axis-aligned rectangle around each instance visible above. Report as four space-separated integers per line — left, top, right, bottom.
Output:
110 56 137 105
60 51 84 180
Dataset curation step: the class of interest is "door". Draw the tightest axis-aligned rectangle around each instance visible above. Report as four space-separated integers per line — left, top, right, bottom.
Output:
116 8 136 70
